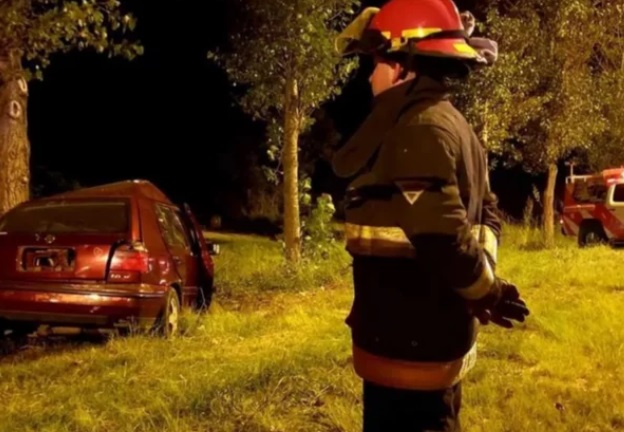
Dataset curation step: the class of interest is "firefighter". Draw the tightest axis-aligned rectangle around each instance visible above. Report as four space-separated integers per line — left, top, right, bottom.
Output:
331 1 530 431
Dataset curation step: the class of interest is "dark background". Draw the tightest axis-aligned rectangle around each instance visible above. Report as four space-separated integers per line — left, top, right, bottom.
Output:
27 0 538 225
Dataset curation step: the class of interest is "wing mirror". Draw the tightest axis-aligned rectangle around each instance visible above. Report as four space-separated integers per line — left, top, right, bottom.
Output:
208 242 220 256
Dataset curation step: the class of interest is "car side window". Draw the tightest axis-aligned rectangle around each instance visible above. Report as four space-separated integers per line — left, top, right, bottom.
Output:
155 205 190 249
168 209 192 249
613 185 624 203
155 205 175 246
573 182 607 204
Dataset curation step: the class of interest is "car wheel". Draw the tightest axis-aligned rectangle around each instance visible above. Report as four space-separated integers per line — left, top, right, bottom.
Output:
0 325 32 355
578 222 607 247
154 288 181 338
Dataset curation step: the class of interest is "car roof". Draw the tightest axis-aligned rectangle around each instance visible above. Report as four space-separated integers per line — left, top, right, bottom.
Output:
34 180 174 205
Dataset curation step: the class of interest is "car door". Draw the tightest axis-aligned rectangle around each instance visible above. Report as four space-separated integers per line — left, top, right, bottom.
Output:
154 204 199 305
606 183 624 238
180 203 215 282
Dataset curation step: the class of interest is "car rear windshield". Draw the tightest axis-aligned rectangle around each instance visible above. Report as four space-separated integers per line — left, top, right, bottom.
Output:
0 200 129 234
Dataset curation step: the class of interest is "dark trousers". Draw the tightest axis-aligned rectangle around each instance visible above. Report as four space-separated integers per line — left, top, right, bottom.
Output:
363 381 462 432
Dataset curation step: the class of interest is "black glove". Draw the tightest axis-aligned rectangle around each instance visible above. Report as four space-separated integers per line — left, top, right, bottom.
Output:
469 278 530 329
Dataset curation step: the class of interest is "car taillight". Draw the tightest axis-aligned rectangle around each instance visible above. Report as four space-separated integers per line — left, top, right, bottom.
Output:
108 242 149 283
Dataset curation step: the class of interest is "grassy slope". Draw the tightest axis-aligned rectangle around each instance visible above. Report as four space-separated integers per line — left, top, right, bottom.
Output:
0 226 623 432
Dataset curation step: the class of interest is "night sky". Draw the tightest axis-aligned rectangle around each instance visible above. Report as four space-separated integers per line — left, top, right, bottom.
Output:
27 0 534 223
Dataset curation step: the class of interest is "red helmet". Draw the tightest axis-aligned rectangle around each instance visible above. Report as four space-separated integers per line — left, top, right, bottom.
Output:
336 0 486 63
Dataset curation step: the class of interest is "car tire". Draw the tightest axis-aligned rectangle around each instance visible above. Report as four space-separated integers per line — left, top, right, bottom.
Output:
0 325 32 355
578 222 608 247
154 288 181 338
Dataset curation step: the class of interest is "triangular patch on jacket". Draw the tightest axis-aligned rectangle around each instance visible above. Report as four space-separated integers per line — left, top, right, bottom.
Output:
395 180 428 205
402 191 424 205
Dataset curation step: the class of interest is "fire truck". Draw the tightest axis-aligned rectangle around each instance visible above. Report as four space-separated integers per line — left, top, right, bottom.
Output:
561 166 624 247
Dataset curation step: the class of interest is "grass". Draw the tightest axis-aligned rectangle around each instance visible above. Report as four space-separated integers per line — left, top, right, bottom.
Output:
207 230 351 302
1 225 623 431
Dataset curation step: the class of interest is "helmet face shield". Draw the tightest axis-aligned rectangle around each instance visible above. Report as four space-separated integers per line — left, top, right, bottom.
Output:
335 7 382 56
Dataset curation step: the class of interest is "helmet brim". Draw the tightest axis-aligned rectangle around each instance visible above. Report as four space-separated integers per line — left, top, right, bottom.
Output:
335 7 380 56
414 39 486 63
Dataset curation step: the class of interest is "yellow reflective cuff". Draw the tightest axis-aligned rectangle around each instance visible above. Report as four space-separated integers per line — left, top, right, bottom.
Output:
456 258 495 300
471 224 498 264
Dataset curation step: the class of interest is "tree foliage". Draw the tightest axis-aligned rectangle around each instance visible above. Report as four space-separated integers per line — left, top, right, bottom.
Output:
208 0 359 132
0 0 143 80
208 0 359 262
586 1 624 170
457 0 623 246
459 0 616 171
0 0 141 216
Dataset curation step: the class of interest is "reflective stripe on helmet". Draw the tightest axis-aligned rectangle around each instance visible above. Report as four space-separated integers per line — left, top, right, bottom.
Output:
402 27 444 39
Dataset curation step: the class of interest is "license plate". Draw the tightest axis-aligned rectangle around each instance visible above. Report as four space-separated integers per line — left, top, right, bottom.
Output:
21 247 75 272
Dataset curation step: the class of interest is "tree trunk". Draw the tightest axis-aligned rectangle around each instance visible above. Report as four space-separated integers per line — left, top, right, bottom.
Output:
282 76 301 264
0 52 30 217
482 101 489 149
542 163 558 248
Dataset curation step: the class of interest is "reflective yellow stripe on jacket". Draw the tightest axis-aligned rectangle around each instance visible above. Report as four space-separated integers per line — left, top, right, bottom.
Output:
353 343 478 391
345 222 483 389
344 223 415 258
345 222 498 273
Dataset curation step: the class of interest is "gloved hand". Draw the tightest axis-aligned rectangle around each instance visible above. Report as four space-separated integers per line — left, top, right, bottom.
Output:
467 38 499 66
469 278 530 329
460 11 476 36
460 11 499 66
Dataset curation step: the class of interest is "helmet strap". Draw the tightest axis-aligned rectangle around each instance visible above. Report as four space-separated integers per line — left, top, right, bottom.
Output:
405 73 422 95
397 42 415 81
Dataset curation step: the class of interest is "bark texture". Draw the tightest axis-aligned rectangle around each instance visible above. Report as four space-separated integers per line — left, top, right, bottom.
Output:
542 163 558 247
0 52 30 216
282 76 301 263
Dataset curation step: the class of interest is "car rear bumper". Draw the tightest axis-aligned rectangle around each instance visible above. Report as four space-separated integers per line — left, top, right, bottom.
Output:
0 281 167 329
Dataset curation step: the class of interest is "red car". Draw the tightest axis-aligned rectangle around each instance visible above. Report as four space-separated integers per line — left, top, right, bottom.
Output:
0 180 217 338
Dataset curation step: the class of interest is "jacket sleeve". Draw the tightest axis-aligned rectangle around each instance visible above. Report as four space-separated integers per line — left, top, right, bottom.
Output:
471 164 502 267
388 123 496 301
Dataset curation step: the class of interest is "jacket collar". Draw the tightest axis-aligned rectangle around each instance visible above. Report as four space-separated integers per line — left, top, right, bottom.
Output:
374 75 449 109
332 76 450 179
